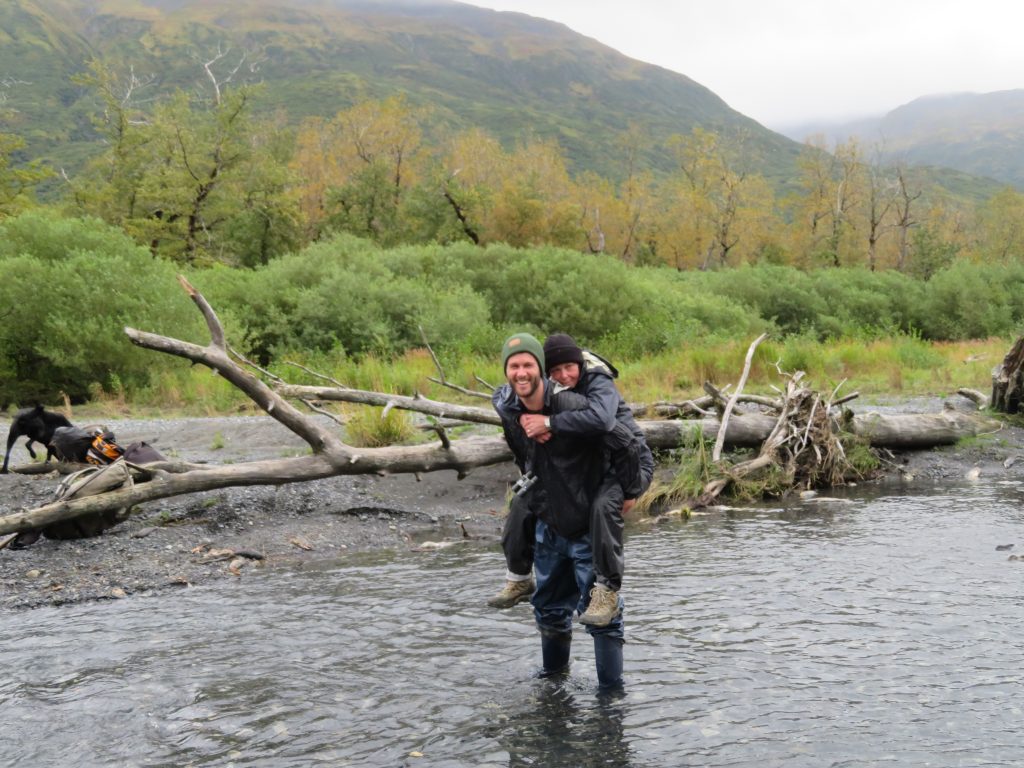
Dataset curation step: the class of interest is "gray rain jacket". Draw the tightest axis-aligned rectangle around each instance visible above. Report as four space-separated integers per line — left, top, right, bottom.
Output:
547 352 655 500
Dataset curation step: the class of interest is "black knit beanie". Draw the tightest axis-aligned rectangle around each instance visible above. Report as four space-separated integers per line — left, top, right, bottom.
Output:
543 333 584 374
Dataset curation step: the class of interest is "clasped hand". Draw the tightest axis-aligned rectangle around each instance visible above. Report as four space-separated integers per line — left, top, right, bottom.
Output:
519 413 552 443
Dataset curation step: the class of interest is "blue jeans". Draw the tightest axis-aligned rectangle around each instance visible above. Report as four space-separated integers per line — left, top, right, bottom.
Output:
531 519 624 640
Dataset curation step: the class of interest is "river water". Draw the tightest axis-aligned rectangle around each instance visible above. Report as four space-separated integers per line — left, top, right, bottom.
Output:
3 478 1024 768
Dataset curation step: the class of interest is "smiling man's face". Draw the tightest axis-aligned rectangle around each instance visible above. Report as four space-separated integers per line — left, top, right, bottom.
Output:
549 362 580 389
505 352 542 400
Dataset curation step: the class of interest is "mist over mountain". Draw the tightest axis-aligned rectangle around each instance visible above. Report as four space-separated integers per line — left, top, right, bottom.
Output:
777 90 1024 189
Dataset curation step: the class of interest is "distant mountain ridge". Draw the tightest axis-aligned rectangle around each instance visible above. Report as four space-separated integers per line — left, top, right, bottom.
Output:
0 0 804 184
779 90 1024 189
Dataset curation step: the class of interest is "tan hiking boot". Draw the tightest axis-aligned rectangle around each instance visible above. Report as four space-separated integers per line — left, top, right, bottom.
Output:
578 584 621 626
487 578 535 608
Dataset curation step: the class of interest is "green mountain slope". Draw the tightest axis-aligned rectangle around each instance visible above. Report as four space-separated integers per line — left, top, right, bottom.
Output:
1 0 804 185
879 92 1024 188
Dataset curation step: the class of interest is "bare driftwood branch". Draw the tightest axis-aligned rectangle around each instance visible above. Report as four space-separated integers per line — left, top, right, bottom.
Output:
831 392 860 408
637 393 780 419
713 333 768 461
11 459 209 476
274 383 501 425
958 388 990 409
282 360 346 388
475 374 497 391
419 326 492 400
701 382 735 414
954 387 987 411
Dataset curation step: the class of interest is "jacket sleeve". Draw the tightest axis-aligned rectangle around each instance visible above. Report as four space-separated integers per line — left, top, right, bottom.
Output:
548 371 619 436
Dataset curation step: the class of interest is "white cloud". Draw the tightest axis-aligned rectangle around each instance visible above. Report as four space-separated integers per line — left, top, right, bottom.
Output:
471 0 1024 127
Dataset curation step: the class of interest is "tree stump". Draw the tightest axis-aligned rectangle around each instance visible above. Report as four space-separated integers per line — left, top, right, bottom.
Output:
990 336 1024 413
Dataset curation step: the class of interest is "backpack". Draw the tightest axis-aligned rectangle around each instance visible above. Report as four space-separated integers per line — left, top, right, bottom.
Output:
122 441 166 464
51 425 125 465
50 425 96 463
42 459 134 540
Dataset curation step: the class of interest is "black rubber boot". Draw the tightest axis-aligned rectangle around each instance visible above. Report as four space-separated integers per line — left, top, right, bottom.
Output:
593 634 624 689
539 631 572 677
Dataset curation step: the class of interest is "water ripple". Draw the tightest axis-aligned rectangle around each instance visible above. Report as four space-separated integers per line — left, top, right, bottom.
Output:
4 486 1024 766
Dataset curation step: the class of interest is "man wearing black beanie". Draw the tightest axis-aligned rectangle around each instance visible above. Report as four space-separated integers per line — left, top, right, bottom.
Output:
541 333 585 373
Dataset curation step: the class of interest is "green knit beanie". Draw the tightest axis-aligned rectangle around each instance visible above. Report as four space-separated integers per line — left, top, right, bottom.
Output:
501 332 545 373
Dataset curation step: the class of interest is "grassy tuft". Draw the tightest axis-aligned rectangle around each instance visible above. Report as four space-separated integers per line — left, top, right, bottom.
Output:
343 405 415 447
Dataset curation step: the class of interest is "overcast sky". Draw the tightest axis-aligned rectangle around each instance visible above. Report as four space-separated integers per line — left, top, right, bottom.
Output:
472 0 1024 129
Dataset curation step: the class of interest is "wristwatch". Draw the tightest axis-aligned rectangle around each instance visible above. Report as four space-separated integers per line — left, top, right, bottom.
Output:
543 417 551 430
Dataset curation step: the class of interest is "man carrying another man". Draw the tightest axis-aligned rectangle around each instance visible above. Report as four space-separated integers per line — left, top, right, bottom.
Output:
491 332 653 689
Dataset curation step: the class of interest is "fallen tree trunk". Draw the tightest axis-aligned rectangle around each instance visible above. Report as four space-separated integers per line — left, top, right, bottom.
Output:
268 387 995 452
0 444 513 536
845 408 998 449
0 277 1001 537
0 411 995 536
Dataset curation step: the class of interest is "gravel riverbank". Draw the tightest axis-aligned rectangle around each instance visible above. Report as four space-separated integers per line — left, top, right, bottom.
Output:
2 398 1021 610
0 415 516 610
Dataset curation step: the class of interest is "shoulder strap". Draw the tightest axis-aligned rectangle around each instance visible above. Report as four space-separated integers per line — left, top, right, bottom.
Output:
582 350 619 379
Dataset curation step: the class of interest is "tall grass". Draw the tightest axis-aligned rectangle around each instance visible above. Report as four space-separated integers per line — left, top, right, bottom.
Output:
115 335 1008 417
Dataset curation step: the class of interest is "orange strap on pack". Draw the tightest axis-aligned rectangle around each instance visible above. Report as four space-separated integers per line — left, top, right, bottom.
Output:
86 435 124 466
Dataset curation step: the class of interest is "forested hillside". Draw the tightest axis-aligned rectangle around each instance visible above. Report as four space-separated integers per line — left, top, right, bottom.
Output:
1 0 800 184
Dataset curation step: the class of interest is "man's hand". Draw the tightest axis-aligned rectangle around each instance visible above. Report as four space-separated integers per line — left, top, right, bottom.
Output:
622 499 637 516
519 413 551 442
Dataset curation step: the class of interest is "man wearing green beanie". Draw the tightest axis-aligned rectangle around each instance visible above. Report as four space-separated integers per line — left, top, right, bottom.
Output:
501 332 546 375
497 332 653 628
492 332 625 690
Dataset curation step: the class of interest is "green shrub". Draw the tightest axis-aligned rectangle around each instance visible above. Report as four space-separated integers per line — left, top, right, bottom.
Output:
196 234 493 362
894 335 945 370
915 261 1017 340
693 265 830 336
810 268 922 337
0 211 202 404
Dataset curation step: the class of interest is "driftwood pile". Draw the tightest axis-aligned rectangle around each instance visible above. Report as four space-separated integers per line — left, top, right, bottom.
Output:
0 278 1006 540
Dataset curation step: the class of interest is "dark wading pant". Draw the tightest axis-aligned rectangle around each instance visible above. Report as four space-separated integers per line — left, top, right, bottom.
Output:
501 480 628 590
500 438 654 589
590 476 625 591
592 448 655 591
500 490 537 577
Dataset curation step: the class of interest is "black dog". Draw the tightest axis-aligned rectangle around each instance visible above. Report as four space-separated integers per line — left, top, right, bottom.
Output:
2 405 73 473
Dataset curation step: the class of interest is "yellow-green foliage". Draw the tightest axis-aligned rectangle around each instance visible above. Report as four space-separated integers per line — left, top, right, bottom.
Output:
130 366 255 415
115 333 1009 418
611 336 1006 406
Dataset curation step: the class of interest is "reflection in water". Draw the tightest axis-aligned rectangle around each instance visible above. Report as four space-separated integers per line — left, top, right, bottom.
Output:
4 479 1024 766
494 683 632 768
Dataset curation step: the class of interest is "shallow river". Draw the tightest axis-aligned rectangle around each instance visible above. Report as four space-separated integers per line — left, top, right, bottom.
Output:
3 478 1024 768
